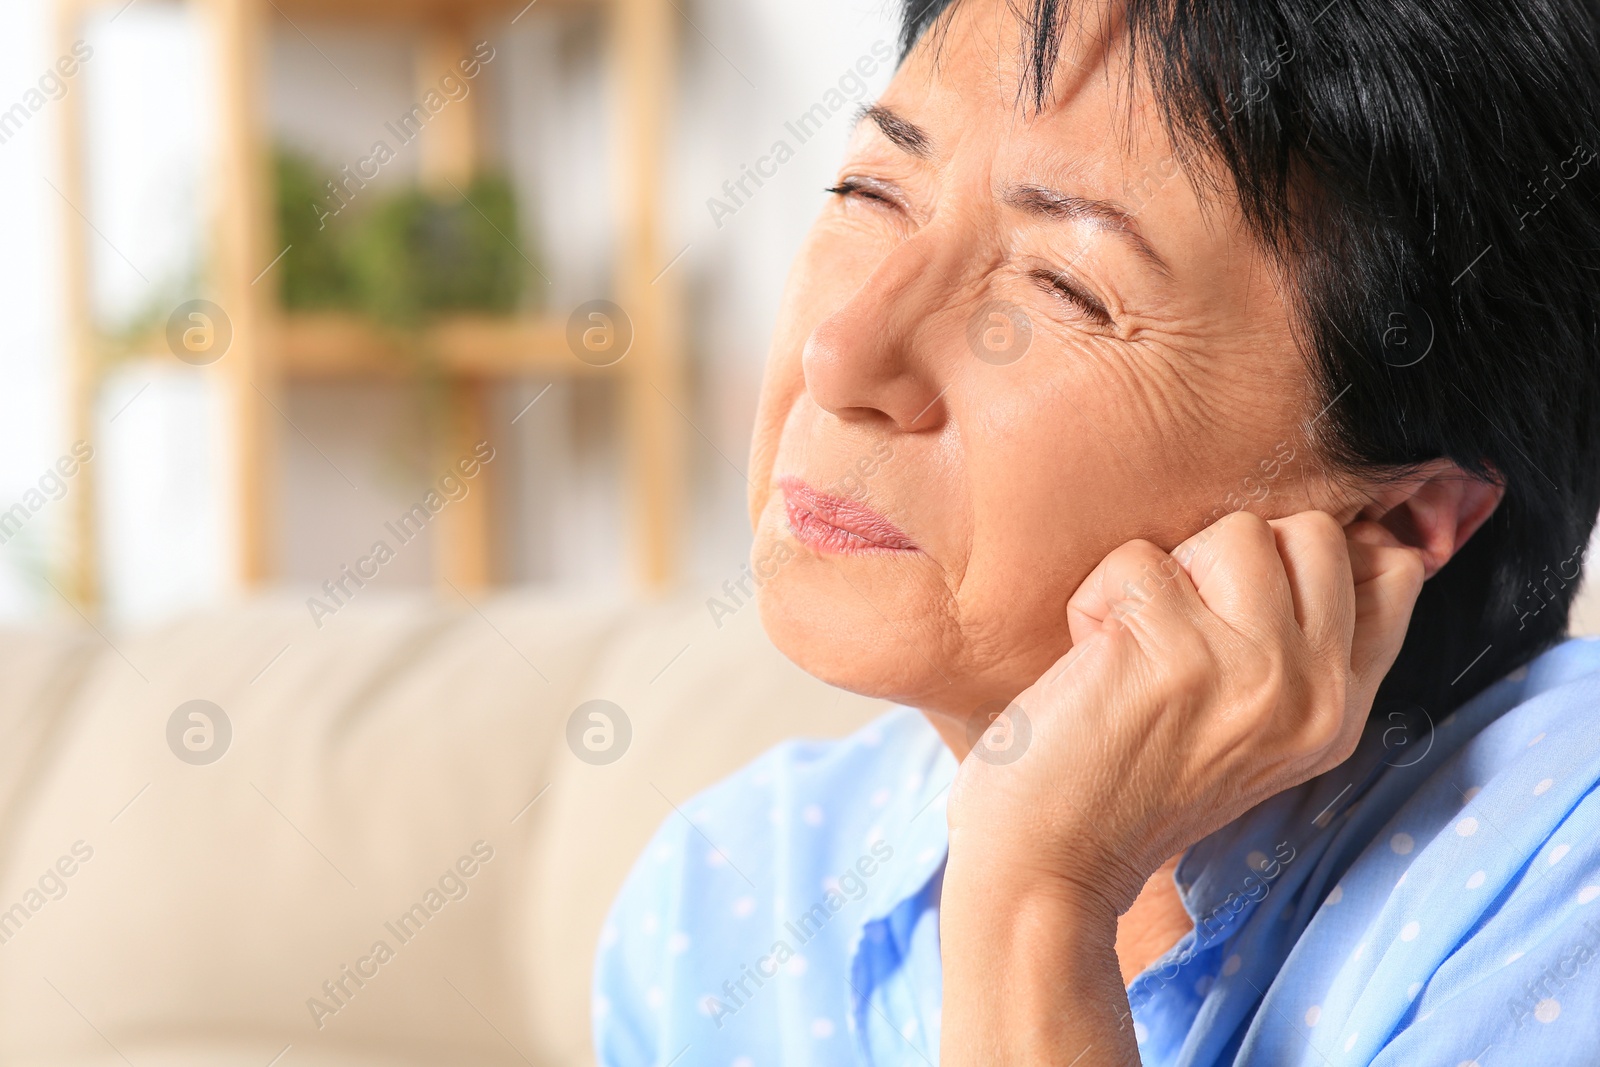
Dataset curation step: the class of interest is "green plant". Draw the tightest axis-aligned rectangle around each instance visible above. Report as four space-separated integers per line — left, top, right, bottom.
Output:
275 149 358 311
274 146 534 327
344 173 528 327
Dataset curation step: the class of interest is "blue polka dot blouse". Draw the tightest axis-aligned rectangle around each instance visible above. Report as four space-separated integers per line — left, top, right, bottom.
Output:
594 636 1600 1065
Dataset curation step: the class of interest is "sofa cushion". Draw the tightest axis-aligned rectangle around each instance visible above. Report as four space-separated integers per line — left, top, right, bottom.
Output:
0 591 886 1065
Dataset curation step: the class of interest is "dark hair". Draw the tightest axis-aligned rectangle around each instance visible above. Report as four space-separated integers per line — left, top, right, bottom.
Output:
901 0 1600 722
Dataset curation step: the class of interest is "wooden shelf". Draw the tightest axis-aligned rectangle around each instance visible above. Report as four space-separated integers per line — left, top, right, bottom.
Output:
59 0 683 600
64 0 599 17
272 0 602 23
279 312 620 380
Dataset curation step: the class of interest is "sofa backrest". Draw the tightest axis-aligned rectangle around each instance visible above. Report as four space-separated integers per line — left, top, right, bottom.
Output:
0 591 887 1066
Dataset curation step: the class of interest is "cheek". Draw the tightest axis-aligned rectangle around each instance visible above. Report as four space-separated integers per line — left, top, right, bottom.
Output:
748 342 804 530
749 271 822 526
948 332 1305 647
748 217 902 523
946 365 1142 663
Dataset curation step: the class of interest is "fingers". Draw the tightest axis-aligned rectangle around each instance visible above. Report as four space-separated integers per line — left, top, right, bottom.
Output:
1059 538 1213 709
1344 520 1426 693
1172 512 1297 639
1267 511 1356 658
1066 538 1201 646
1065 512 1423 715
1072 512 1337 657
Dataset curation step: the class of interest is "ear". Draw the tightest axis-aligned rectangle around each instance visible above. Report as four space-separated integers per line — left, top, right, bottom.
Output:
1353 462 1504 579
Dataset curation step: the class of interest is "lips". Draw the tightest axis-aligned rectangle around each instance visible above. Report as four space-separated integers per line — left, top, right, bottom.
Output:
778 476 917 555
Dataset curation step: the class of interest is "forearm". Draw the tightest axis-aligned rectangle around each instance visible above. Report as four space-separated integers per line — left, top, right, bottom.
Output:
939 851 1142 1067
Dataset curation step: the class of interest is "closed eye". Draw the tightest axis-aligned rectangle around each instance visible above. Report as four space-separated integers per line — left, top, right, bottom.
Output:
1027 267 1113 327
825 175 906 211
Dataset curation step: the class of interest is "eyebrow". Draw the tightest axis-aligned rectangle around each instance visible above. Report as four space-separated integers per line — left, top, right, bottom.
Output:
854 103 1172 276
854 103 933 158
1003 184 1172 276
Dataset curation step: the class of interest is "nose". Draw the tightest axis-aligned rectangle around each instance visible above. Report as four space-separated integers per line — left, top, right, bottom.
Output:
801 239 951 432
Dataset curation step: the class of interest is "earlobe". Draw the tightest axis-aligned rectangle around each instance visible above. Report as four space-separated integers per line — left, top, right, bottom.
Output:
1353 463 1504 578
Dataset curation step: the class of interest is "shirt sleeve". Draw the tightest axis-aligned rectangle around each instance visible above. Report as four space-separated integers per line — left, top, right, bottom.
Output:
1371 776 1600 1066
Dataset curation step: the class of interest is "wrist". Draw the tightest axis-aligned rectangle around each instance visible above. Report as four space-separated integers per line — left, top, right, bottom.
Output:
945 822 1145 922
939 869 1138 1066
941 846 1122 953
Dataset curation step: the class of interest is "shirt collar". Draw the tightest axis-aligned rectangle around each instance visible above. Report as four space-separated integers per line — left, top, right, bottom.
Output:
1174 713 1394 947
1173 640 1600 949
856 711 958 928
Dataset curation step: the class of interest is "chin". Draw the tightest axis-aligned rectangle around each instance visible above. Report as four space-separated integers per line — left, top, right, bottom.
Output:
750 528 1012 723
755 577 940 706
747 517 945 706
747 494 1075 718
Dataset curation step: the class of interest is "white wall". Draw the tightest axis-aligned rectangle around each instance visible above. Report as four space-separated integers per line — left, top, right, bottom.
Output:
0 0 70 619
0 1 223 625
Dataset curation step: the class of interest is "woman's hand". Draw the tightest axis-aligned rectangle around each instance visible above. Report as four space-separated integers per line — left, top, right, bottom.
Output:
938 511 1425 1066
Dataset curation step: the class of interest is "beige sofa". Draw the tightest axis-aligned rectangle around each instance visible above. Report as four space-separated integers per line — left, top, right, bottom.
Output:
0 590 887 1066
4 580 1597 1065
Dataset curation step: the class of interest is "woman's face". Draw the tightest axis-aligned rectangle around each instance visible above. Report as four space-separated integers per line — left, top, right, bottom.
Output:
748 0 1358 725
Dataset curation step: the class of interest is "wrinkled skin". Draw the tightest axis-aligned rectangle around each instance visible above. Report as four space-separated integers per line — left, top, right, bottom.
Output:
750 3 1346 730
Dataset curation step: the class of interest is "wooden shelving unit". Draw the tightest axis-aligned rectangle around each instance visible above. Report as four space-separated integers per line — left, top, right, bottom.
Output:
278 313 608 380
56 0 684 605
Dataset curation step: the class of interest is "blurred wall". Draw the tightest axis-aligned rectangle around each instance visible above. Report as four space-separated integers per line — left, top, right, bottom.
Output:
0 0 73 617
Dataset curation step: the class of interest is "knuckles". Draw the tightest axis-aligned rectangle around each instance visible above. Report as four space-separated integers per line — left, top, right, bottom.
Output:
1079 539 1188 626
1093 516 1363 780
1100 539 1183 606
1197 510 1275 561
1029 512 1385 861
1273 509 1345 549
1390 545 1427 598
1209 509 1273 539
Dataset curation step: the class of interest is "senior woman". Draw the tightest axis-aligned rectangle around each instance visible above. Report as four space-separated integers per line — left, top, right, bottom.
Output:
595 0 1600 1062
